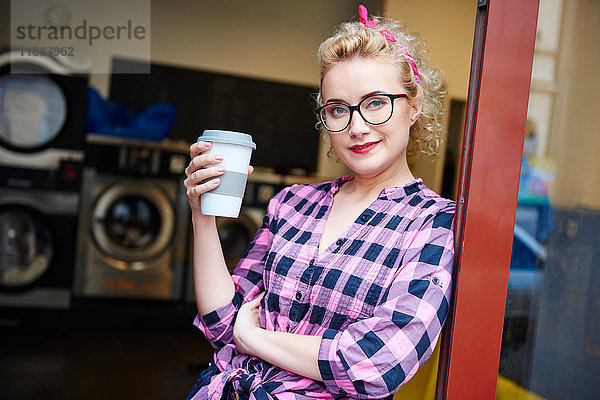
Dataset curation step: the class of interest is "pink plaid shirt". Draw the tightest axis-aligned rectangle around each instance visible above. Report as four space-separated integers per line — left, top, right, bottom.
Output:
193 176 455 399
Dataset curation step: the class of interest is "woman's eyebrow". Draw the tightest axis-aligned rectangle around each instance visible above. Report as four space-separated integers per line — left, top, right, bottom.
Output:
323 98 348 104
324 90 385 105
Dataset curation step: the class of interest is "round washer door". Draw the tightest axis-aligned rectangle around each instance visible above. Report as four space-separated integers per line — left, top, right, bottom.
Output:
91 181 175 271
0 205 53 290
217 213 261 273
0 74 67 151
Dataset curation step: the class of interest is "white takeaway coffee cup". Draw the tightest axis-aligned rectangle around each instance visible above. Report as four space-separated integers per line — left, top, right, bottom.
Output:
198 130 256 218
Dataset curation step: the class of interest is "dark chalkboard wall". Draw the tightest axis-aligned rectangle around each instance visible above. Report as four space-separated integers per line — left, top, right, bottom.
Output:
109 58 319 175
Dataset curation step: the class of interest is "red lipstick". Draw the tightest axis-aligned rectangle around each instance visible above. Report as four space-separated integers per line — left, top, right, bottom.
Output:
349 141 380 154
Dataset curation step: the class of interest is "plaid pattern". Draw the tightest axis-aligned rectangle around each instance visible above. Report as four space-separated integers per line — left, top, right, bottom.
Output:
187 363 219 400
192 177 455 400
187 363 251 400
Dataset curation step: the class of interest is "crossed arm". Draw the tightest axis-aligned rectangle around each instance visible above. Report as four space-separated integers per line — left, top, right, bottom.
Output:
233 295 323 381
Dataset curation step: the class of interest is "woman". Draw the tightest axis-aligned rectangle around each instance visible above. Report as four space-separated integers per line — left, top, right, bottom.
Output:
184 5 454 399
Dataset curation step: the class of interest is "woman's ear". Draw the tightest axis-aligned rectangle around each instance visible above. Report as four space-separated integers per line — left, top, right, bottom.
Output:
409 99 423 126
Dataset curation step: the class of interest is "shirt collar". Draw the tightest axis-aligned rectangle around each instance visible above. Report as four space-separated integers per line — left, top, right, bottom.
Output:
329 175 424 200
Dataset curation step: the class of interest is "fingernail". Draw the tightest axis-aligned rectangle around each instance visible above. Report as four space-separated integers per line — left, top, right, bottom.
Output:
203 142 211 148
214 155 223 161
216 166 226 173
212 178 220 185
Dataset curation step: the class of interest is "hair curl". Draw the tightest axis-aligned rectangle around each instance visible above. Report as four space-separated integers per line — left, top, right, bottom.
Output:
317 14 446 160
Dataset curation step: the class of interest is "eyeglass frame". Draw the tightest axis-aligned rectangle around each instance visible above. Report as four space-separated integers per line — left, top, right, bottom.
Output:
316 93 408 133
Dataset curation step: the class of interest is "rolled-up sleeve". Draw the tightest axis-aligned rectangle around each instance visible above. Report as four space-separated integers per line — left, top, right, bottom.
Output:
318 204 455 398
193 188 289 349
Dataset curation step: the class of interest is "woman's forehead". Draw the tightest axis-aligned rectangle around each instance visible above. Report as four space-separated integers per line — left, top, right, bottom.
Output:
322 58 404 101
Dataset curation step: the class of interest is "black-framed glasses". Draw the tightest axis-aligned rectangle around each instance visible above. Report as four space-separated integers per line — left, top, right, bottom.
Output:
316 93 408 132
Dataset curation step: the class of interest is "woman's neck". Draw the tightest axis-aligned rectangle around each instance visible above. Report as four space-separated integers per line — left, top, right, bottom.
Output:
342 161 415 199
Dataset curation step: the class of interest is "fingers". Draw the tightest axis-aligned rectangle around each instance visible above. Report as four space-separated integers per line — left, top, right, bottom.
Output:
190 142 253 178
185 153 223 178
185 141 223 182
189 141 211 158
183 163 226 203
185 142 254 211
184 170 222 198
240 293 264 310
184 141 227 204
248 292 265 307
185 164 225 186
187 141 219 171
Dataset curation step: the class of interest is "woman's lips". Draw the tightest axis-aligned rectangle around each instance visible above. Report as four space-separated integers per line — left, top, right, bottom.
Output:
349 141 380 154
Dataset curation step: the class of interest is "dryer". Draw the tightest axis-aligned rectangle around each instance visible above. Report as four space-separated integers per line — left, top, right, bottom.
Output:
0 50 89 170
73 135 190 300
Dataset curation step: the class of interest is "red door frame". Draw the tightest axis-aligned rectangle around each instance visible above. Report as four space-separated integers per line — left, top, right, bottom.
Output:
435 0 540 398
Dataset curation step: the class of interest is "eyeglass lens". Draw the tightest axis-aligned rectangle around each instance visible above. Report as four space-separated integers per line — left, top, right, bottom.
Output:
320 94 394 132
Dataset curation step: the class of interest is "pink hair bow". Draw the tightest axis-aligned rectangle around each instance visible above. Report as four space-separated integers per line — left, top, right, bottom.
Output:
359 5 396 42
358 4 420 84
358 4 378 29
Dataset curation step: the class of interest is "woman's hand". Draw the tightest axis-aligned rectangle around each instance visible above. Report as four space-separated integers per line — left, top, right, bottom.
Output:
233 293 264 356
184 141 225 217
232 292 323 380
184 141 255 217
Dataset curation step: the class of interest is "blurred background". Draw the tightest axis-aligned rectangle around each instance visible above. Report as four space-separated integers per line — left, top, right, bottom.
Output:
0 0 598 399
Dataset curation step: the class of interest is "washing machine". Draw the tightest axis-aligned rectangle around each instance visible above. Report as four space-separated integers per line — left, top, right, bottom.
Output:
0 50 88 310
0 164 82 309
73 135 190 300
184 171 286 304
0 50 89 169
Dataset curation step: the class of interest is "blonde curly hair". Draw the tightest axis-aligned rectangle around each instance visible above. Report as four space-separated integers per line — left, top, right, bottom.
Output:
317 12 446 160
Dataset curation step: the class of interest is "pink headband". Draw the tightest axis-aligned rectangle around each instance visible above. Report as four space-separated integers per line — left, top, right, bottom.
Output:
358 5 421 84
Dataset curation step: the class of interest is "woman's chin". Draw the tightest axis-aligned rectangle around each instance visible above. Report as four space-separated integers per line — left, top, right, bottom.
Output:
344 162 385 177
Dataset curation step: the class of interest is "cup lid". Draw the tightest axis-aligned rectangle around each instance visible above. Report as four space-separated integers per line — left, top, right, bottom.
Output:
198 130 256 149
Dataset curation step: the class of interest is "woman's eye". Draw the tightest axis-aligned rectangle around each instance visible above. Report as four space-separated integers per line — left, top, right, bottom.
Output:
366 98 386 109
329 106 348 117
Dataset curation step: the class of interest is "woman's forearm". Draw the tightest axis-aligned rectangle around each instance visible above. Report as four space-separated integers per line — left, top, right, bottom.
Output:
192 214 236 315
245 328 323 381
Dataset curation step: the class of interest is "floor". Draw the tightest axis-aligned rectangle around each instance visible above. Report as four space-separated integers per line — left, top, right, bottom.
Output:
0 299 214 400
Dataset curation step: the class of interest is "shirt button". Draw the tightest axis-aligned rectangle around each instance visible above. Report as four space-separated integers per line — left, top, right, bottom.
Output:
432 277 440 285
309 259 315 266
336 239 343 246
360 214 369 222
296 292 302 300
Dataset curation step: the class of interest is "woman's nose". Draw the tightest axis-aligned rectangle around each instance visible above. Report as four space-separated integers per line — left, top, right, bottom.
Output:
348 110 370 137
